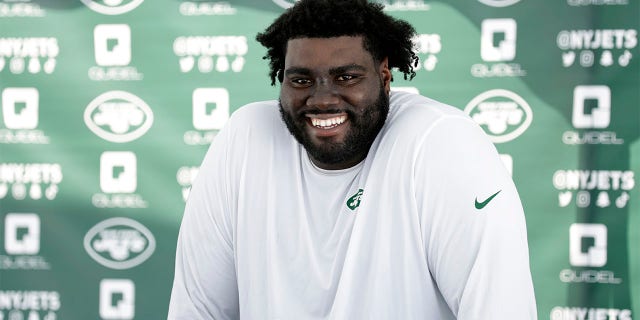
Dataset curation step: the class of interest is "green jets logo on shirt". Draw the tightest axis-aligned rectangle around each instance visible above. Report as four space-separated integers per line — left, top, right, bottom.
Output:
347 189 364 210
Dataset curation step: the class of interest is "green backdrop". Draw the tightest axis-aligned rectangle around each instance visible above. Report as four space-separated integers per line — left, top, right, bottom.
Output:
0 0 638 319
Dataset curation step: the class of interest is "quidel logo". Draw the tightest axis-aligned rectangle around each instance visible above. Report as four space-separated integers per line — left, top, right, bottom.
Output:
81 0 144 15
91 24 142 81
85 91 153 143
84 217 155 270
1 87 49 144
481 18 517 62
0 1 46 17
184 88 229 145
563 85 623 145
94 24 131 66
179 1 237 16
464 89 532 143
560 223 621 285
2 213 51 270
93 151 147 208
570 223 606 267
4 213 39 255
573 85 611 129
100 279 135 319
100 151 137 193
472 19 525 77
2 87 38 130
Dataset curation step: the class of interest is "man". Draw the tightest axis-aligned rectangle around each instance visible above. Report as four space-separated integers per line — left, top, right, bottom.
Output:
168 0 537 319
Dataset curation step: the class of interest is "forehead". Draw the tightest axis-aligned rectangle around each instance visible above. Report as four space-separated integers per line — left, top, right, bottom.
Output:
284 36 374 70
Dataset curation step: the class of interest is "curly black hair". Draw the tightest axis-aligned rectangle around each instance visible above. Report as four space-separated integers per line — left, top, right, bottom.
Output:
256 0 419 85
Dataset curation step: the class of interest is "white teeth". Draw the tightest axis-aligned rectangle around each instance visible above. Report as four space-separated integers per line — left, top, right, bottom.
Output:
309 115 347 129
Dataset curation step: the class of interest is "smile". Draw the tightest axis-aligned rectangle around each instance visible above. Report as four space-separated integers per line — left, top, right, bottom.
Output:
305 114 348 129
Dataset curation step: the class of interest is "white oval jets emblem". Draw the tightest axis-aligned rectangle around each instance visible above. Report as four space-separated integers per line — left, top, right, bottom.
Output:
464 89 532 143
84 217 156 270
85 90 153 143
80 0 144 15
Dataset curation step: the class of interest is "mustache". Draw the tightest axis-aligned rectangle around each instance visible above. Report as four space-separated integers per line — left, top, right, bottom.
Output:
301 109 347 115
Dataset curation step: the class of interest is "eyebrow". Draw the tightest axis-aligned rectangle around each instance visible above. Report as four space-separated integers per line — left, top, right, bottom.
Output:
284 64 367 77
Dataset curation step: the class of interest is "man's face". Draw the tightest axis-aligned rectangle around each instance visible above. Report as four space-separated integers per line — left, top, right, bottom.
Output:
279 36 392 170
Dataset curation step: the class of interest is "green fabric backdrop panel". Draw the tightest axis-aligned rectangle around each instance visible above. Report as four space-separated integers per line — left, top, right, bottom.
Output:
0 0 638 319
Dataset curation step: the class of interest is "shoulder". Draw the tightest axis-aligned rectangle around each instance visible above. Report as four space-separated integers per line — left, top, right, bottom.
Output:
219 100 288 140
227 100 280 128
385 90 478 138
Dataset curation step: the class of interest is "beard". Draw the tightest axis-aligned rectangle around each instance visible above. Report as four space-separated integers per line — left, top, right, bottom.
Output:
279 85 389 167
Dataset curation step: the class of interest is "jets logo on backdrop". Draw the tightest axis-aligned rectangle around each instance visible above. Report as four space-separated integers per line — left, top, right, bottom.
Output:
477 0 521 7
0 37 58 74
81 0 144 15
0 0 46 17
184 88 229 145
464 89 533 143
93 151 148 208
563 85 623 145
557 29 636 67
84 217 155 270
179 1 237 15
553 169 634 208
173 36 247 73
91 24 143 81
1 87 50 144
85 91 153 143
559 223 622 285
0 290 60 320
100 279 135 319
472 19 526 78
413 34 441 72
0 163 62 201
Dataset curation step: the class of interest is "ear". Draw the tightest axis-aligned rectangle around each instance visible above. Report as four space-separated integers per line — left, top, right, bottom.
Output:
379 57 391 95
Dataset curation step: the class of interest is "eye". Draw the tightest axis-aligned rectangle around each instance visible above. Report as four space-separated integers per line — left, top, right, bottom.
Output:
290 78 313 87
336 74 357 81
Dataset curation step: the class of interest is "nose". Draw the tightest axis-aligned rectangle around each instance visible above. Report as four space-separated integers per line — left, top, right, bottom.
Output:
306 81 340 110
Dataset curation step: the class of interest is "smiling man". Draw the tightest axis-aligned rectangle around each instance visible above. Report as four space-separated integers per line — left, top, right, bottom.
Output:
168 1 537 319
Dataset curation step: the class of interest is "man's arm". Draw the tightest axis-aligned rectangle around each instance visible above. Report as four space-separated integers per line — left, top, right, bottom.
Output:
168 128 239 320
415 115 537 319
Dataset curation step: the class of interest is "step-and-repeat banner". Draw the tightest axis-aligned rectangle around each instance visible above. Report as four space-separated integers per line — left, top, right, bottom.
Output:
0 0 638 319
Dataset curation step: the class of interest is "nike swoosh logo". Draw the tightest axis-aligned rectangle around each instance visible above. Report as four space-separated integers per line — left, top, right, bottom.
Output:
475 190 502 209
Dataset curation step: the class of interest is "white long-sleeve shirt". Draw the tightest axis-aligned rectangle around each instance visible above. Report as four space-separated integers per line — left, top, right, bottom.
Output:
168 91 537 319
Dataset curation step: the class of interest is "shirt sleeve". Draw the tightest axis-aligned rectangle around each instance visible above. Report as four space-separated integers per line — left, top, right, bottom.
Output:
168 124 239 320
415 115 537 319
